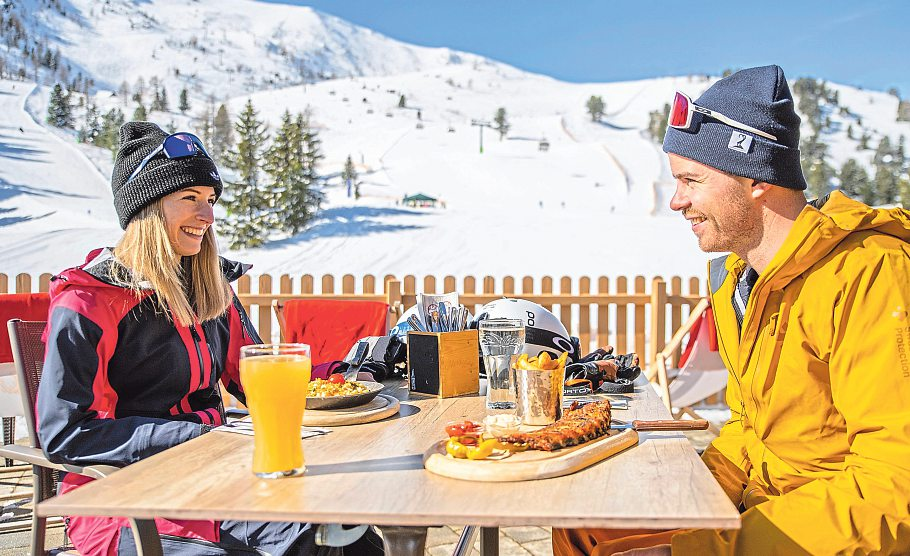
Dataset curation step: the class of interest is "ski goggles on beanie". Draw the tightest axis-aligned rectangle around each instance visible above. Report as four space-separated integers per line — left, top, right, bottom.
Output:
124 132 212 185
668 91 778 142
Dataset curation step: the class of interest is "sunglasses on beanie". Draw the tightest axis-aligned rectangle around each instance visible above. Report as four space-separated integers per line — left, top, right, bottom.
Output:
125 132 212 185
668 91 778 142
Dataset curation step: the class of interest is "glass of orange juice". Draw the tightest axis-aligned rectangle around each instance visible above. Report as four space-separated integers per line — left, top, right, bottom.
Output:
239 343 312 478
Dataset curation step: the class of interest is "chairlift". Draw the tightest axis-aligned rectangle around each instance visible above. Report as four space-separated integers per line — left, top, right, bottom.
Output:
538 138 550 152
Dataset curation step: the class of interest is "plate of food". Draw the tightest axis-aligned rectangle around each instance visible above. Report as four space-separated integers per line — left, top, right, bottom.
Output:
306 376 385 410
423 400 639 482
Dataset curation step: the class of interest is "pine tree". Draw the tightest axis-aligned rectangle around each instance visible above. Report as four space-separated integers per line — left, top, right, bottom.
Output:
899 176 910 210
178 88 190 114
118 80 130 104
873 136 892 167
342 155 359 199
211 104 234 163
78 102 100 143
221 100 270 249
837 159 867 199
194 108 213 148
150 88 162 112
46 83 71 128
398 94 406 108
133 103 147 121
493 107 509 140
264 110 316 234
96 108 125 154
898 100 910 122
800 134 832 199
647 103 671 143
874 165 899 205
586 95 605 122
151 87 169 112
846 124 853 140
278 112 324 234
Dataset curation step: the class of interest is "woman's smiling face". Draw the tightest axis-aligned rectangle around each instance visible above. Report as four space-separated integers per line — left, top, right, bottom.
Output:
160 186 217 256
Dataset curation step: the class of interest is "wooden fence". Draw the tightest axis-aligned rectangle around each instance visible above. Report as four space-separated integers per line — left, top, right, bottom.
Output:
1 272 706 370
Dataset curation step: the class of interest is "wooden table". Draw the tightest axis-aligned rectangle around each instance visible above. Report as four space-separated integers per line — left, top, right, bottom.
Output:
38 380 739 555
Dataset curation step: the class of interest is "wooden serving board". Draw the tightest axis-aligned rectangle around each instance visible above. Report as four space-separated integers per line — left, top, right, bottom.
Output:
423 427 639 482
302 394 400 427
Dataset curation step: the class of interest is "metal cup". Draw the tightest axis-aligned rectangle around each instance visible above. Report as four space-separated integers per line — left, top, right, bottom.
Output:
513 355 565 426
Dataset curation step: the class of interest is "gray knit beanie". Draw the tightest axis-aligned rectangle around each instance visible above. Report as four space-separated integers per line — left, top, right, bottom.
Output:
663 65 807 191
111 122 223 229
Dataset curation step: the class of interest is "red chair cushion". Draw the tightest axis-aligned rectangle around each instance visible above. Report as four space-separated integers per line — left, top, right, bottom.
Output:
0 292 51 363
282 299 388 366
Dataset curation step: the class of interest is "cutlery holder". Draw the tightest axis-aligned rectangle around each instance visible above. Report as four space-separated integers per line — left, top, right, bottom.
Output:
407 330 479 397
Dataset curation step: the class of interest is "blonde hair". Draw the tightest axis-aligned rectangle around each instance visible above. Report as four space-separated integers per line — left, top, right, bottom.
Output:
112 200 232 326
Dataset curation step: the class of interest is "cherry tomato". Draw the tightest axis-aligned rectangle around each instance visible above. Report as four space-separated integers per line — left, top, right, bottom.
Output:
459 435 479 446
327 374 346 385
444 424 466 436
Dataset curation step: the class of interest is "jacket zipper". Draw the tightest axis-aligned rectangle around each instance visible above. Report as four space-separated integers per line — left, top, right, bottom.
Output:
232 295 261 343
189 324 205 390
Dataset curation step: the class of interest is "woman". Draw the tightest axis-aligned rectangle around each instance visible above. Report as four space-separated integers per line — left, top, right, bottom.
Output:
37 122 382 555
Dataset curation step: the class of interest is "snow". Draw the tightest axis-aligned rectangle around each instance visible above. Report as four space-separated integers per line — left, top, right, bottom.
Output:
1 1 908 289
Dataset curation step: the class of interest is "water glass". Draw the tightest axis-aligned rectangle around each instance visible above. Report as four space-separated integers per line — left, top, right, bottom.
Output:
479 319 526 413
239 343 312 479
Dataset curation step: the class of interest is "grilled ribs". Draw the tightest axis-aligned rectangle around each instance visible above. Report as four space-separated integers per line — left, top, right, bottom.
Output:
498 400 612 451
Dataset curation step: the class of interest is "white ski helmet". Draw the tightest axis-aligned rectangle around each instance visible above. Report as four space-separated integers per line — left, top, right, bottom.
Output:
474 298 576 361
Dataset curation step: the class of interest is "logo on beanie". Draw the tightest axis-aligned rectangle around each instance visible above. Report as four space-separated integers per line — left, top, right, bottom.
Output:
728 132 753 153
210 170 221 181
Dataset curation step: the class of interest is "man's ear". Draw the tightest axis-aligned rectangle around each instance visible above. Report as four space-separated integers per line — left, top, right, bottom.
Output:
751 180 773 200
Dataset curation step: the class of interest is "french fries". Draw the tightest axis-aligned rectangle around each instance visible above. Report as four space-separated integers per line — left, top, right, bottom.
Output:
514 351 569 371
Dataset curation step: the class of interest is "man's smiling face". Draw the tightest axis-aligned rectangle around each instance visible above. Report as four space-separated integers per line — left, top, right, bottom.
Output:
667 154 759 254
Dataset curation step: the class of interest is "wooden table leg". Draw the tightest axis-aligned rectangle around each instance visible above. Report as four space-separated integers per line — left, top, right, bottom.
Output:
480 526 499 556
376 525 428 556
128 518 163 556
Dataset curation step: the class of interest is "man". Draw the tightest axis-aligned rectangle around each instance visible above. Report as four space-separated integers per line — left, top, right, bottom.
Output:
554 65 910 554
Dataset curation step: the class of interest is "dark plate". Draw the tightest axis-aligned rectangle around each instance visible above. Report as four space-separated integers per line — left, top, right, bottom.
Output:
306 381 385 410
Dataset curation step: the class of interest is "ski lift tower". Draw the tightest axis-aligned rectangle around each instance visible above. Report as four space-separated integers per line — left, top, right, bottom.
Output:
470 119 493 154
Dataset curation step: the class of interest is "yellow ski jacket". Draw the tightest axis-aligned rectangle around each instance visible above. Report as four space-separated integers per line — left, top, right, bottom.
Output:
672 192 910 555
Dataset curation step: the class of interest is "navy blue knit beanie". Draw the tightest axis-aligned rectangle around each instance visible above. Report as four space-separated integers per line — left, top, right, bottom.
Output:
663 65 807 191
111 122 223 229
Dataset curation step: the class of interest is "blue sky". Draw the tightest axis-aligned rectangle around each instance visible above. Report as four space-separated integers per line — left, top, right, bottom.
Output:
264 1 910 96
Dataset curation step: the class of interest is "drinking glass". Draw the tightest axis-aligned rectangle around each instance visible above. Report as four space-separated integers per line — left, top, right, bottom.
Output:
513 354 566 425
479 319 525 413
239 343 312 478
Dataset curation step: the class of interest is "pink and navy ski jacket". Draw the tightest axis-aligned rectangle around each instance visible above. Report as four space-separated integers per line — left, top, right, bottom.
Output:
37 248 260 555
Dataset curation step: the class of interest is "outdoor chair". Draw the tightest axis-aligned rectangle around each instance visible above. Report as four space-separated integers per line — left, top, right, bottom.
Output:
0 319 118 556
275 299 391 365
0 293 51 466
651 299 728 432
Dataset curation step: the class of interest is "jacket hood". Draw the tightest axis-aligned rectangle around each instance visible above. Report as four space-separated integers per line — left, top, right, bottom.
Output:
761 191 910 288
50 248 253 300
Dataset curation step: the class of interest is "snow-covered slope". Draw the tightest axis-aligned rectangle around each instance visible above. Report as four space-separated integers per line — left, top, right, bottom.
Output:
3 0 500 99
1 0 908 285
